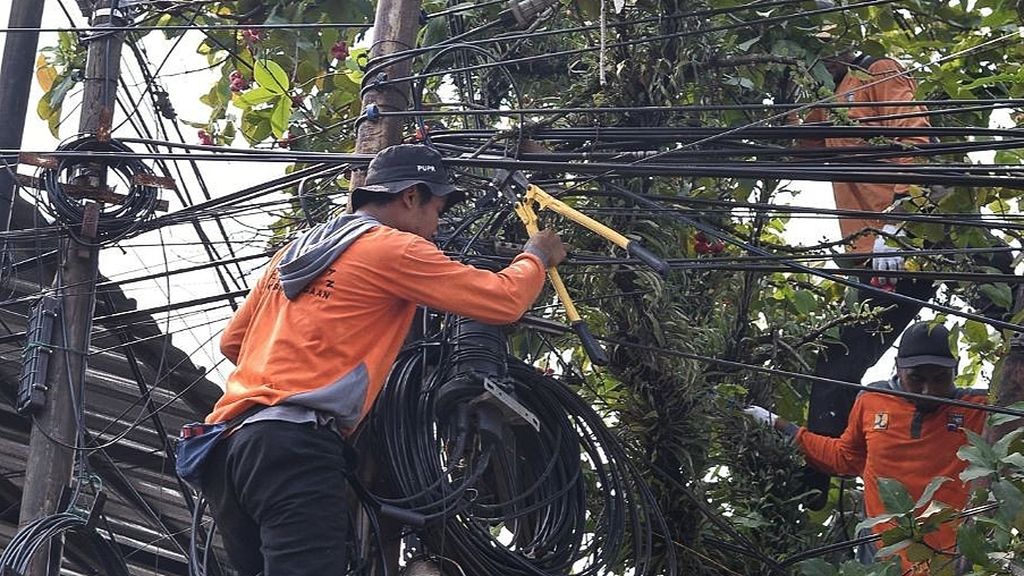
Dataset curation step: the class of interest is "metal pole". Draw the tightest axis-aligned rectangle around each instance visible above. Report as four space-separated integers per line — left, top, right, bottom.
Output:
18 2 125 574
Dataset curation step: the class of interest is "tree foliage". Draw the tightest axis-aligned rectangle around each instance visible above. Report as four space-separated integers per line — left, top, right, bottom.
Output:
37 0 1024 573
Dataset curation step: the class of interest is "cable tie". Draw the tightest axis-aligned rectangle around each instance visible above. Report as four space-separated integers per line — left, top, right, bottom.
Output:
90 7 127 24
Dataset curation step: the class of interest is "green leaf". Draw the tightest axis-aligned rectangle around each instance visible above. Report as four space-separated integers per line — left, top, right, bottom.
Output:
874 537 913 559
988 410 1024 429
914 477 950 510
957 522 992 568
736 36 760 52
959 429 998 469
963 320 989 344
797 558 836 576
48 74 76 109
918 502 957 533
992 479 1024 525
792 290 817 315
1001 452 1024 470
233 86 279 109
270 96 291 138
240 108 272 144
877 477 915 515
905 542 933 563
854 512 901 535
254 59 290 93
980 283 1013 311
959 464 994 483
993 427 1024 458
36 93 54 121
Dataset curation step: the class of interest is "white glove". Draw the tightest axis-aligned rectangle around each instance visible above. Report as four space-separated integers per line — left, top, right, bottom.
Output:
871 224 904 289
743 405 777 427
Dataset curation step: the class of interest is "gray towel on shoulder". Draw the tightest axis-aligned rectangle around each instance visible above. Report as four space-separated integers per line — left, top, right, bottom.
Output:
277 213 379 299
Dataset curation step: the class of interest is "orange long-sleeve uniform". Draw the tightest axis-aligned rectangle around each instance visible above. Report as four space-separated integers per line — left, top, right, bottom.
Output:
207 225 546 433
795 389 987 572
799 58 931 254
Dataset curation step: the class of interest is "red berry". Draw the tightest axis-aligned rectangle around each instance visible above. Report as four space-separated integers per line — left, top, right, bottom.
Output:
694 241 710 254
242 28 261 43
709 242 724 254
291 94 304 105
331 40 349 61
197 130 213 145
229 70 249 92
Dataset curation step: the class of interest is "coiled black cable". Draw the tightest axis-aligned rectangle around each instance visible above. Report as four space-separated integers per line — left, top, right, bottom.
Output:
40 136 160 242
363 318 677 576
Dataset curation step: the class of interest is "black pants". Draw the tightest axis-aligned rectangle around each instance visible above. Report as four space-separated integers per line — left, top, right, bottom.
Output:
202 420 351 576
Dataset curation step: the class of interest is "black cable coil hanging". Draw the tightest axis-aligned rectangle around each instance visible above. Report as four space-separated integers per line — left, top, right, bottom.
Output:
363 318 678 576
40 136 160 241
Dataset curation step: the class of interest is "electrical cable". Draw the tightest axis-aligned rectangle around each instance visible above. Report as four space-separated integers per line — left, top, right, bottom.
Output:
362 319 677 575
39 136 161 243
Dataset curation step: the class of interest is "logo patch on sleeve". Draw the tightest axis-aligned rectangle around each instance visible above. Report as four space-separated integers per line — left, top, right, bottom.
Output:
947 413 965 431
873 412 889 430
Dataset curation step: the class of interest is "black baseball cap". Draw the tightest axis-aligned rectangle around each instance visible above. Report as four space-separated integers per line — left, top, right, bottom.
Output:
896 322 958 369
353 144 456 197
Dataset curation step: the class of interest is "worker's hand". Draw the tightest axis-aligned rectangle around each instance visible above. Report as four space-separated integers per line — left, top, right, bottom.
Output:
524 229 567 268
742 405 777 428
871 224 904 292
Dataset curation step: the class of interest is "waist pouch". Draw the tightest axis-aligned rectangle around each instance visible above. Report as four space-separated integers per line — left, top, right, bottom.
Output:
175 406 263 491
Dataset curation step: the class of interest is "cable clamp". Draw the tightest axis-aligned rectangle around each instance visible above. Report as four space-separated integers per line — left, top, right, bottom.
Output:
477 377 540 432
90 7 127 23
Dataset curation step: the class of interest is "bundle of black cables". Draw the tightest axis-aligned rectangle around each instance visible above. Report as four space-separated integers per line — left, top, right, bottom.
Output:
40 136 160 242
0 509 128 576
363 317 677 576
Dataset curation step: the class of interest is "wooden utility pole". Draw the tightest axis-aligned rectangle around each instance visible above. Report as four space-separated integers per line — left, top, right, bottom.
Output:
349 0 422 191
0 0 46 232
18 2 125 574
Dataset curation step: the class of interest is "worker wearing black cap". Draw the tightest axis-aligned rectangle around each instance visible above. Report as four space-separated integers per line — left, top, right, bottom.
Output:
745 321 987 573
196 144 566 576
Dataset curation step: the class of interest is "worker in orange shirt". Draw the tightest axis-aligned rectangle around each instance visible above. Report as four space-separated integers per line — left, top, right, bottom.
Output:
795 53 1012 509
195 144 566 576
745 321 987 573
798 51 931 259
791 52 939 507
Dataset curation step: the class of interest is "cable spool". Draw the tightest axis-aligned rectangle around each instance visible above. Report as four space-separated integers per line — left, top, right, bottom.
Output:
365 338 678 576
40 136 160 241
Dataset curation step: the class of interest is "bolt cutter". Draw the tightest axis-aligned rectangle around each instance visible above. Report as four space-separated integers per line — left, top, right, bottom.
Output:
491 170 670 366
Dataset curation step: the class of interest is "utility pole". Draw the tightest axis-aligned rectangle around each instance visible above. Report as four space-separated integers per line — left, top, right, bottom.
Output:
0 0 47 233
18 1 126 574
349 0 422 190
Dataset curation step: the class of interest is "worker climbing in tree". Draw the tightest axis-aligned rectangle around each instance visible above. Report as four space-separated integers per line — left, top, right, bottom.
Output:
745 321 987 574
797 50 931 262
788 49 1014 507
182 144 566 576
790 48 940 505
